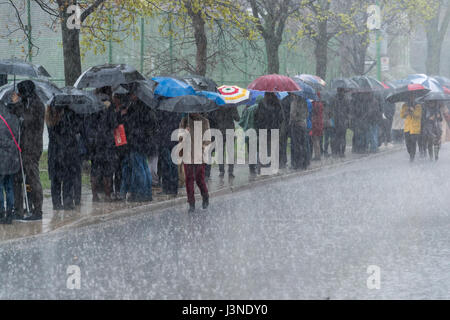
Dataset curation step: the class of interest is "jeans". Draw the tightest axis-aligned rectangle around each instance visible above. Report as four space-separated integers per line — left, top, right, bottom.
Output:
290 125 309 170
0 175 14 212
120 151 152 200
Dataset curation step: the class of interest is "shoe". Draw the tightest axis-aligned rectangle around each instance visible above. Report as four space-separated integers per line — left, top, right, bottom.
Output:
22 212 43 222
202 195 209 210
53 204 64 211
188 203 195 213
63 203 76 211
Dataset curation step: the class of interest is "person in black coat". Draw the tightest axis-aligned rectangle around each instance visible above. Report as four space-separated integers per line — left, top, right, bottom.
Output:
254 93 283 172
46 103 82 210
115 93 156 202
0 102 20 224
86 87 118 202
156 109 181 195
10 80 45 220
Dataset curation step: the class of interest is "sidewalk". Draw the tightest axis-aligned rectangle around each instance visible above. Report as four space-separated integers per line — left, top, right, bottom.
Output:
0 145 403 243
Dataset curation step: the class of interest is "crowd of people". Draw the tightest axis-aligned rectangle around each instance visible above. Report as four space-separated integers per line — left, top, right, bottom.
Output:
1 76 449 224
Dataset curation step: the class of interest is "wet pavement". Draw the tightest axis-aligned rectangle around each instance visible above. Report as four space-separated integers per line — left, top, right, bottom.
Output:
3 144 449 299
0 146 388 242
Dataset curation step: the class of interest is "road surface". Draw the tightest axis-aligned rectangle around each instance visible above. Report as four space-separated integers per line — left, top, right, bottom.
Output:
1 148 449 299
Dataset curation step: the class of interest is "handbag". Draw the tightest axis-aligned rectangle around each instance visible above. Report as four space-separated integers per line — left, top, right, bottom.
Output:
114 124 127 147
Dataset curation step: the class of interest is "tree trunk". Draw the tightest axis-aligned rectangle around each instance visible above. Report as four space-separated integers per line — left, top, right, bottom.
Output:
314 21 328 80
265 37 281 74
192 12 207 76
58 1 82 86
426 28 442 75
61 23 82 86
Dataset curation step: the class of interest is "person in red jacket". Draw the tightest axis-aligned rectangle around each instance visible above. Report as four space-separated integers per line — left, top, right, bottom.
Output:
311 93 324 161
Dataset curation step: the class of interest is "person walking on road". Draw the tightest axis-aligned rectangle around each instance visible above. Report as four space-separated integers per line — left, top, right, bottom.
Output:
401 97 422 162
180 113 211 213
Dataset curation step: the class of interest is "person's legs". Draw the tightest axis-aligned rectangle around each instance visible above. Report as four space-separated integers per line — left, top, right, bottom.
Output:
312 135 321 160
4 175 14 212
13 170 24 216
290 126 300 169
184 164 195 209
24 157 43 216
195 164 209 209
50 174 62 209
0 176 5 216
73 160 82 206
62 166 75 209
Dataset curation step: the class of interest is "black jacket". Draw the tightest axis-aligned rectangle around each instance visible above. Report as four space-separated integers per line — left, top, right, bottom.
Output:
118 100 159 156
10 94 45 161
47 109 82 180
156 110 182 149
0 103 20 175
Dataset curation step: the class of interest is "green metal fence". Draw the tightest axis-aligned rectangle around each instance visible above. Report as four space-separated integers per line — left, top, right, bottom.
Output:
0 3 345 87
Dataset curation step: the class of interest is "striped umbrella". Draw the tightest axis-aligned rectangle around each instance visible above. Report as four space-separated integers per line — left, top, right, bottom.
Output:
218 85 251 105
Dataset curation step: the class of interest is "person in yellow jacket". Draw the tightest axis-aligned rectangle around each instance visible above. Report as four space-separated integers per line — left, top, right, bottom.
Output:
401 97 422 162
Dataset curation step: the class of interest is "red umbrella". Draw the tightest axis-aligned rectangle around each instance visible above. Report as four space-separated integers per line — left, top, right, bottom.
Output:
248 74 301 92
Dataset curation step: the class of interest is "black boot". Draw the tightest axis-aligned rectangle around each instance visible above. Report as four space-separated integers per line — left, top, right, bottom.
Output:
22 209 43 221
202 195 209 210
188 203 195 213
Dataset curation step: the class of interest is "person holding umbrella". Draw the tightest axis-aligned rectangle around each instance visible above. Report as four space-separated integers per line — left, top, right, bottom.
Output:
9 80 45 221
401 97 423 162
86 86 118 202
0 102 21 224
46 102 82 210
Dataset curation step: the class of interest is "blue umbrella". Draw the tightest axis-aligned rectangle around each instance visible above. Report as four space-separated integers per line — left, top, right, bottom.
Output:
152 77 196 97
195 91 226 106
291 78 319 101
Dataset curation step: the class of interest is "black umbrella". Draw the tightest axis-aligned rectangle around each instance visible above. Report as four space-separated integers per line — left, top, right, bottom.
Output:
121 80 158 109
48 87 106 114
386 84 430 104
179 75 219 92
74 64 145 89
352 76 387 91
0 59 51 79
417 92 450 102
158 95 219 113
330 78 359 91
0 79 61 105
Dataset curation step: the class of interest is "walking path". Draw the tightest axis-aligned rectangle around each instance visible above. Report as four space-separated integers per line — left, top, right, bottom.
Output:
0 145 403 243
